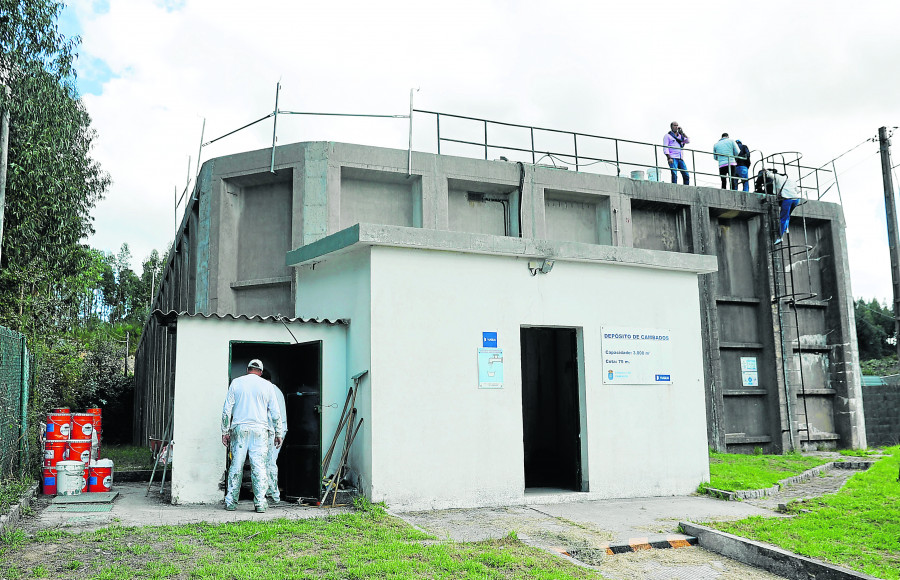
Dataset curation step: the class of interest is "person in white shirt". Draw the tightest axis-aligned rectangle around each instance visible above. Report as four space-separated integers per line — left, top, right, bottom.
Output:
759 169 800 244
221 359 282 513
261 369 287 503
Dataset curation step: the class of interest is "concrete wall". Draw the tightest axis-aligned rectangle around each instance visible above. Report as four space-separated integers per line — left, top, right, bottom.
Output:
294 249 373 495
138 139 866 457
170 316 346 504
861 384 900 446
293 232 712 510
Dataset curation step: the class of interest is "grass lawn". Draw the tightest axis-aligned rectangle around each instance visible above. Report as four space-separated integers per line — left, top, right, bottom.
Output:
710 446 900 579
703 451 833 492
0 499 604 579
102 444 156 470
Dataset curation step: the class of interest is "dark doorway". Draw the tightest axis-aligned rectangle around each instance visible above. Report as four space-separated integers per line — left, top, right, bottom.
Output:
229 340 322 501
520 327 582 490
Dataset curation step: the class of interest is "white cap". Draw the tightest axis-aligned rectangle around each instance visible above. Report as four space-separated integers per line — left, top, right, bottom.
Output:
248 359 264 371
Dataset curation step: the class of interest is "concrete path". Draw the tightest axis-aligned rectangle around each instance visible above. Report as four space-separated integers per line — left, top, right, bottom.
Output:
24 481 347 533
397 496 792 579
743 465 858 510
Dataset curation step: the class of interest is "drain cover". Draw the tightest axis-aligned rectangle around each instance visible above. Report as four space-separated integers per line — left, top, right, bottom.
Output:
45 504 114 513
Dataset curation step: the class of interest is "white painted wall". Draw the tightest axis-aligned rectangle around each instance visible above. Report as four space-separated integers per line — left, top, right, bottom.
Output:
171 316 347 504
365 246 710 510
295 248 373 494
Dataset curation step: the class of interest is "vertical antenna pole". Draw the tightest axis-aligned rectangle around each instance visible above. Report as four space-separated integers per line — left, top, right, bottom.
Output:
174 186 177 232
407 88 415 177
878 126 900 359
270 82 281 174
184 155 191 198
831 160 844 206
194 118 206 200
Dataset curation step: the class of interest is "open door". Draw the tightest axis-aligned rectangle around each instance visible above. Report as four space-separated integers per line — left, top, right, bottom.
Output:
229 340 322 500
520 327 582 490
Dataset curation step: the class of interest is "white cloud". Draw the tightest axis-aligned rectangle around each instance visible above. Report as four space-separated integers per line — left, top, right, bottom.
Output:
67 0 900 299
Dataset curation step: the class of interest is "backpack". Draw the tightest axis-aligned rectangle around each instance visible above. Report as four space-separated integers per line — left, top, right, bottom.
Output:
754 170 774 194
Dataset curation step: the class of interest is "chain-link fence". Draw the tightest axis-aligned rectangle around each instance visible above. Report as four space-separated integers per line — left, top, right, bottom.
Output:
0 325 29 479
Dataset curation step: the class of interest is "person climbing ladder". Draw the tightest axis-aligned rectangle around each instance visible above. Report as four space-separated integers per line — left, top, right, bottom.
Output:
756 168 800 244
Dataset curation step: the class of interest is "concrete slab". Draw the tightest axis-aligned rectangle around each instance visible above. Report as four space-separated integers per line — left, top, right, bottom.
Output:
397 495 788 579
24 482 348 533
51 492 118 504
530 495 785 539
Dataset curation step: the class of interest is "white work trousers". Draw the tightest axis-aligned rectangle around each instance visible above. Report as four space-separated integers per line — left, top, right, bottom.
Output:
266 431 283 501
225 425 268 508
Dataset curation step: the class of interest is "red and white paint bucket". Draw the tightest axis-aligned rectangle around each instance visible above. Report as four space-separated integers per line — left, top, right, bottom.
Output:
88 459 114 492
56 461 84 496
86 407 102 459
43 440 66 467
65 439 92 464
71 413 94 440
41 467 57 495
51 407 70 414
45 413 71 441
85 408 102 435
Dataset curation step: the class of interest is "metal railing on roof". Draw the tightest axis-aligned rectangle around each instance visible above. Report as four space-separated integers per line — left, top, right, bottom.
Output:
413 109 835 202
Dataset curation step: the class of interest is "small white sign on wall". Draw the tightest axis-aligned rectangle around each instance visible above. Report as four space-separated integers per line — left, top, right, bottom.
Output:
601 326 674 385
478 348 504 389
740 356 759 387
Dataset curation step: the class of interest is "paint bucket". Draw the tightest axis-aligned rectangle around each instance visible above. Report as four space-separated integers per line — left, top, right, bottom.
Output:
66 439 92 464
88 459 114 492
42 467 57 495
46 413 71 441
86 407 102 437
71 413 94 440
630 170 645 180
86 408 102 458
56 461 84 496
43 440 66 467
51 407 70 414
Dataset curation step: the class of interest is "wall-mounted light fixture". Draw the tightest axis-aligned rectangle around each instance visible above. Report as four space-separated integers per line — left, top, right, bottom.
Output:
527 259 554 276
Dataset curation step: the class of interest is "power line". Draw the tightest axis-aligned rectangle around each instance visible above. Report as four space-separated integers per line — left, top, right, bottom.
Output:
856 300 896 322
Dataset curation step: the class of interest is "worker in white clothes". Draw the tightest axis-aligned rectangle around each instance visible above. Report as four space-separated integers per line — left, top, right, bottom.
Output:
261 369 287 503
221 359 282 513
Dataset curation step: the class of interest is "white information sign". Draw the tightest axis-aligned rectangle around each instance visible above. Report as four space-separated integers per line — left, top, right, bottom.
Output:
740 357 759 387
601 326 674 385
478 348 504 389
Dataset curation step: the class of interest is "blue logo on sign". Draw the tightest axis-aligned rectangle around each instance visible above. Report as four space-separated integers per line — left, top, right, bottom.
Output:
655 374 671 381
483 332 498 348
608 370 614 380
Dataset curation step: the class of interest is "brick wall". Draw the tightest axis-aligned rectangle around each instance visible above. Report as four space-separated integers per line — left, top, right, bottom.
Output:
862 384 900 446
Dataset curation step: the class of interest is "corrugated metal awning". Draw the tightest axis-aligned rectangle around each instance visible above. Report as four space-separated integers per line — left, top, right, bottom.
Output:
150 310 347 326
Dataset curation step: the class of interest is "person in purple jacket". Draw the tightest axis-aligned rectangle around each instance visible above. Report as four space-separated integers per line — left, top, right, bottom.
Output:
663 121 690 185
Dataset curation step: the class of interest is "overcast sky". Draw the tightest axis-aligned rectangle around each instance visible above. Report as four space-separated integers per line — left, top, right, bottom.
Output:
60 0 900 301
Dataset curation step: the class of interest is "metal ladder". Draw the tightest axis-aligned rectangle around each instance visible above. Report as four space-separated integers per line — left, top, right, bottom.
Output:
760 153 820 451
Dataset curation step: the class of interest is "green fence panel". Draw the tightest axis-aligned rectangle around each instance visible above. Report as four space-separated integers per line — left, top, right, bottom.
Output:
0 325 28 479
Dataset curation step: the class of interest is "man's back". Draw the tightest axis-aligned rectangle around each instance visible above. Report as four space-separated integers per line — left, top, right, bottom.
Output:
226 374 277 429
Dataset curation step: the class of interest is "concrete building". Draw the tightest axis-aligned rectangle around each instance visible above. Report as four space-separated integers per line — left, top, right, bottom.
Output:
134 139 865 509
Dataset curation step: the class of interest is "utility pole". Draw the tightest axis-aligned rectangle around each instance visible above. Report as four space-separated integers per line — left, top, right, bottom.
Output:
878 126 900 359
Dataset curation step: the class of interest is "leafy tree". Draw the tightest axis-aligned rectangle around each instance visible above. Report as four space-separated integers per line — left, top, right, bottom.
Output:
0 0 110 333
854 298 895 361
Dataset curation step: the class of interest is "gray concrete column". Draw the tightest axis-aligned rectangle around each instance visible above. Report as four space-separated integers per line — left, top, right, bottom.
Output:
301 143 330 246
828 218 867 449
194 160 215 314
524 165 545 239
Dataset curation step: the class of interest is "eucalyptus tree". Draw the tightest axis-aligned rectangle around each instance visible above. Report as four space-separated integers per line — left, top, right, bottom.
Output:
0 0 110 332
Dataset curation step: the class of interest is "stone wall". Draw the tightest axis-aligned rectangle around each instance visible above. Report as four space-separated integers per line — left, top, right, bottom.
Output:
862 384 900 446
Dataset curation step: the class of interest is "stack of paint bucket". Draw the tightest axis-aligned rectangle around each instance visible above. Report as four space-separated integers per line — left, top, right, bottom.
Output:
42 407 113 495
